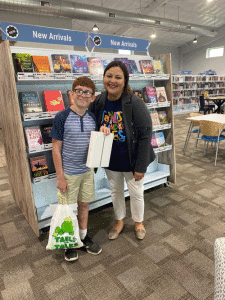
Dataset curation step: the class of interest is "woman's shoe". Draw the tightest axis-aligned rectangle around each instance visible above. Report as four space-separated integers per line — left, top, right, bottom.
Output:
109 225 124 240
135 229 146 240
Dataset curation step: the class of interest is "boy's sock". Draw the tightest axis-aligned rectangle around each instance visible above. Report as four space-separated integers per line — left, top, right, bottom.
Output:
79 229 87 240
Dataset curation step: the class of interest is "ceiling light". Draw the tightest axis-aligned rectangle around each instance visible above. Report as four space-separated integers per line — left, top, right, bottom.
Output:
193 37 197 43
151 30 156 39
92 24 99 31
207 0 213 2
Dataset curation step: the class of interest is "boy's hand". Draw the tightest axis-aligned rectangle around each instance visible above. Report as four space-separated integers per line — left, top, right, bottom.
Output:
100 125 111 136
57 177 69 193
134 172 144 182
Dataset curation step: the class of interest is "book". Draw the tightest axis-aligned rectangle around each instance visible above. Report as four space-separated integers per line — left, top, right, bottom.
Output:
43 90 65 112
86 132 114 168
25 126 44 152
113 57 131 73
12 53 33 73
70 54 88 73
30 155 48 178
51 54 71 73
128 60 139 74
158 111 168 124
156 87 168 103
133 90 144 101
101 58 112 70
19 91 43 115
139 60 154 74
40 125 52 145
87 57 104 75
152 59 164 74
32 56 51 73
151 132 166 148
142 86 157 103
150 111 160 127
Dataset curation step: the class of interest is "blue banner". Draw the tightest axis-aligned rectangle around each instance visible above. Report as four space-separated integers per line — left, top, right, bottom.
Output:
90 33 149 52
0 22 88 47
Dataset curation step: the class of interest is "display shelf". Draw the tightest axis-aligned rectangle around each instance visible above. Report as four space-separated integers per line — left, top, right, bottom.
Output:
146 102 170 109
0 41 176 236
22 111 57 121
153 124 171 132
154 144 172 153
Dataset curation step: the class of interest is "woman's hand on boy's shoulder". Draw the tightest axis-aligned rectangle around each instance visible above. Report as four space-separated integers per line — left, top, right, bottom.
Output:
100 125 111 136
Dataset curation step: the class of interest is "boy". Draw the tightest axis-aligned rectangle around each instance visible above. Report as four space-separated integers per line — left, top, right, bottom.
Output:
50 76 102 262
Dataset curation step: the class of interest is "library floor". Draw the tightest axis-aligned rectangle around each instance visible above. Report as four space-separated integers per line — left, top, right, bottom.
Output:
1 114 225 300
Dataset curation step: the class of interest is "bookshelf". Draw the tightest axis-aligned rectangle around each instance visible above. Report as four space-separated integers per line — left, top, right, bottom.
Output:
0 40 176 236
172 75 225 114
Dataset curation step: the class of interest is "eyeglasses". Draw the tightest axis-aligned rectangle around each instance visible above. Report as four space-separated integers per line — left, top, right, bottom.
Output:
73 89 94 98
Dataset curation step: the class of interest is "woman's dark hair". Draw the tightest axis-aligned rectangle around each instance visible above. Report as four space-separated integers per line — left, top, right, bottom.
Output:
104 60 133 95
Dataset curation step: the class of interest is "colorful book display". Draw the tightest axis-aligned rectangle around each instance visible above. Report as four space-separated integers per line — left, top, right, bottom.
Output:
51 54 71 73
151 132 166 148
25 126 44 152
139 60 154 74
128 60 139 74
12 53 33 73
70 55 88 73
40 125 52 145
156 87 168 103
142 86 157 103
32 56 51 73
87 57 104 75
30 155 48 178
19 91 43 115
153 59 164 74
43 90 65 112
150 111 160 127
158 111 168 124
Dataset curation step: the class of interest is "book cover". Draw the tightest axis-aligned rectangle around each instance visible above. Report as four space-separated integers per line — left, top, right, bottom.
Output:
87 57 104 75
102 58 112 70
19 91 43 114
156 87 168 103
25 126 44 152
139 60 154 74
12 53 33 73
86 132 114 168
151 132 166 148
32 56 51 73
30 155 48 178
51 54 71 73
128 60 139 74
151 133 158 148
150 111 160 127
153 59 164 74
145 86 157 103
113 57 131 73
40 125 52 145
70 55 88 73
43 90 65 112
158 111 168 124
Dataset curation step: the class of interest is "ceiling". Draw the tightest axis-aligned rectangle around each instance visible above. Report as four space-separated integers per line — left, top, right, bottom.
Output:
71 0 225 47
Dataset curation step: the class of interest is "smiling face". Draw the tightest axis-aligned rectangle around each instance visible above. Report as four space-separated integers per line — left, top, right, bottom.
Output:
71 85 95 113
103 66 125 100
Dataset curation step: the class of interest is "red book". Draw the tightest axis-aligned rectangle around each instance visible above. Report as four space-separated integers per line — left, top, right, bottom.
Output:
43 90 65 112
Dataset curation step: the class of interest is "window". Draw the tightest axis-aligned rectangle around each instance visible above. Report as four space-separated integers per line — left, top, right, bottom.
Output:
118 49 131 55
206 46 224 58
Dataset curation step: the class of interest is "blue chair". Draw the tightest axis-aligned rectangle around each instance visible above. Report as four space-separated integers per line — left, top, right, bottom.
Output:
192 120 225 166
199 95 215 115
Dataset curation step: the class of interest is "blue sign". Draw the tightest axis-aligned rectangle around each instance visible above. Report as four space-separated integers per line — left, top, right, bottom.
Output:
0 22 88 47
90 33 149 52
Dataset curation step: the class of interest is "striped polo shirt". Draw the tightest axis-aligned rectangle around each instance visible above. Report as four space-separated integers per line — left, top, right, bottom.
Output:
50 107 96 175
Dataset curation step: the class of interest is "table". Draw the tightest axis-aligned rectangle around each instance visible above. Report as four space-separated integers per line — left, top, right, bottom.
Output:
205 96 225 114
183 114 225 154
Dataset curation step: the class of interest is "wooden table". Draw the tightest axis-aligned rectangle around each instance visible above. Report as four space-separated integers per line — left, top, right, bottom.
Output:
183 114 225 154
205 96 225 114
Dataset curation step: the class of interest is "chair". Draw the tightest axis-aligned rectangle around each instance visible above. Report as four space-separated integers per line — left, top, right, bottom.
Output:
199 95 215 115
183 112 202 154
192 120 225 166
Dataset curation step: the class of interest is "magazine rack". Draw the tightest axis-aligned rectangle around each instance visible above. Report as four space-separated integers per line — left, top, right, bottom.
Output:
0 40 176 236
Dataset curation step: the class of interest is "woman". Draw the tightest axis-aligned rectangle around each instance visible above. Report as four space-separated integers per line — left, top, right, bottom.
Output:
89 60 155 240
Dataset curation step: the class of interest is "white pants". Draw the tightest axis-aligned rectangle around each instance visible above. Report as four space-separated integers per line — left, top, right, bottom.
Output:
105 169 144 223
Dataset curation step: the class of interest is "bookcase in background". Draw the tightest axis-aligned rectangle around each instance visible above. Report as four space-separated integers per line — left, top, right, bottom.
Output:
0 40 176 236
172 74 225 114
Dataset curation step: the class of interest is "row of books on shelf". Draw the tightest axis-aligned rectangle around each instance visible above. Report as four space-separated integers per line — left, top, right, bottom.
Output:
141 86 168 104
13 53 165 75
174 98 198 105
173 75 225 82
